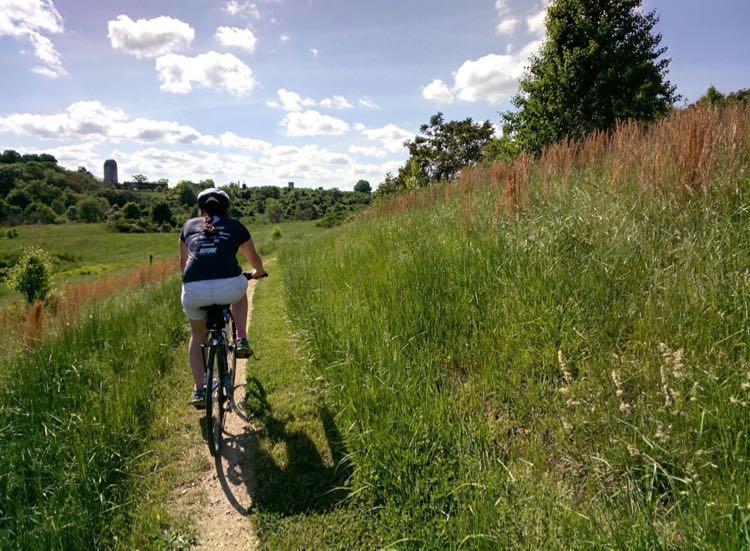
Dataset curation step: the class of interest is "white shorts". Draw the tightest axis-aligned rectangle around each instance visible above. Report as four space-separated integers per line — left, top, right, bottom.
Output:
181 274 248 320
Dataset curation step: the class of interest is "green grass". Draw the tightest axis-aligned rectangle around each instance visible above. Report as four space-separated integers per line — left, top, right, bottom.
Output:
247 258 385 549
0 277 187 549
279 177 750 548
0 220 320 302
0 223 178 300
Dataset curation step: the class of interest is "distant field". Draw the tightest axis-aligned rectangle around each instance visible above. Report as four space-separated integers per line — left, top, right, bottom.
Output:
0 219 321 301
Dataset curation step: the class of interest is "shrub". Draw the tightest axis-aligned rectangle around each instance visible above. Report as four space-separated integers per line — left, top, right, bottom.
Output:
6 247 53 304
271 226 282 240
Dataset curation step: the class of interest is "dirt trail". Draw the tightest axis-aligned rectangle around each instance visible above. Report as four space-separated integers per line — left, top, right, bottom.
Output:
175 281 260 550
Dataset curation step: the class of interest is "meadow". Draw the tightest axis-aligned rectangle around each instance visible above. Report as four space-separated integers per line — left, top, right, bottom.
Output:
0 219 319 548
279 104 750 548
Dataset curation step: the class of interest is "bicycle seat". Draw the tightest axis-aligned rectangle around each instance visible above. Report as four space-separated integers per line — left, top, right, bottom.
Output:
202 304 230 330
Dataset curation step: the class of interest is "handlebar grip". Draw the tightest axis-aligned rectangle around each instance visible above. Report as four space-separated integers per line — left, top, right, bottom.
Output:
243 271 269 280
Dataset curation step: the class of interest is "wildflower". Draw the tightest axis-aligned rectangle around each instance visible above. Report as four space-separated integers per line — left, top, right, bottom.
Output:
659 362 672 407
671 348 686 380
689 382 700 402
558 349 573 385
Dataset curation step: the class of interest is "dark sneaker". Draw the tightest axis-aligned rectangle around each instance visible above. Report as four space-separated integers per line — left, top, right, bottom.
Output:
190 388 206 409
236 337 252 358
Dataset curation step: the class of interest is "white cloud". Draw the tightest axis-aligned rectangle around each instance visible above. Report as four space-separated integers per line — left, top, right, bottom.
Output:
269 88 316 111
0 0 65 77
358 97 381 110
0 100 212 145
347 145 387 158
108 15 194 58
0 101 404 189
113 144 399 190
445 40 542 105
281 110 349 137
216 26 257 53
527 8 547 36
320 95 353 110
309 48 319 57
453 53 525 103
34 142 100 169
422 79 454 104
270 90 373 112
219 131 272 152
155 52 255 96
225 0 260 19
360 124 413 153
496 18 518 35
495 0 510 15
280 33 289 43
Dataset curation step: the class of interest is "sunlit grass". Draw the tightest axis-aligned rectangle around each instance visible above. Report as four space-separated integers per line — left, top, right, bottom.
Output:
279 104 750 547
0 278 185 548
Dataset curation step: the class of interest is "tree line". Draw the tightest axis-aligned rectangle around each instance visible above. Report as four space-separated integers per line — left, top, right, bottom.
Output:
0 153 372 231
375 0 749 199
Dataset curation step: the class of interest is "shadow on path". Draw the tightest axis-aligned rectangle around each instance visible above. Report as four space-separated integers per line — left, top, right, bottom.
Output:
241 377 353 516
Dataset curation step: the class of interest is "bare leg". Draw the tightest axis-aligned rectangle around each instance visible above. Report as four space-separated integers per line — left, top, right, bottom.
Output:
189 318 207 389
231 293 248 339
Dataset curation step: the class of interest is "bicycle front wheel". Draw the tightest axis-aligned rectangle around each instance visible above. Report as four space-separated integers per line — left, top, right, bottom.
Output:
205 346 225 457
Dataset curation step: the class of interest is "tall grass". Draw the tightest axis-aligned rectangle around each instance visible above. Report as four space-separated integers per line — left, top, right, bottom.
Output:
0 277 185 549
280 104 750 548
0 258 176 350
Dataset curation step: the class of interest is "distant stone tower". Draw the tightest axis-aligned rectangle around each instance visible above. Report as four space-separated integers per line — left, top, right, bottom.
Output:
103 159 118 185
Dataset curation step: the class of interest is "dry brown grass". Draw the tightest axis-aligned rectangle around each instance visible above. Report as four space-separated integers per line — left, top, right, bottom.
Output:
1 258 177 350
371 103 750 225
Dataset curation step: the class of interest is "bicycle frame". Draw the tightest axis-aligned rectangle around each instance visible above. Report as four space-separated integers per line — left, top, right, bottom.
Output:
201 305 237 456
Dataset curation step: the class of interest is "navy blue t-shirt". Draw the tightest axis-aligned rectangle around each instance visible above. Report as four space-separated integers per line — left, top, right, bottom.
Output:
180 216 251 283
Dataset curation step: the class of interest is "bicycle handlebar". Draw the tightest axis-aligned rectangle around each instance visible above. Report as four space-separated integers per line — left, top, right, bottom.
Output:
243 271 269 280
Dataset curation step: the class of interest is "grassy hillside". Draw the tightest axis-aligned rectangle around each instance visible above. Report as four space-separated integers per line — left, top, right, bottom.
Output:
278 105 750 548
0 278 185 548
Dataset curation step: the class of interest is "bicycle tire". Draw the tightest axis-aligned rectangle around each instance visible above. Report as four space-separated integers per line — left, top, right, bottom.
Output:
205 346 224 456
228 316 237 406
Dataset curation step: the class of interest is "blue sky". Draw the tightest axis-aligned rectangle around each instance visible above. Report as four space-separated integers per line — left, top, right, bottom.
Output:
0 0 747 190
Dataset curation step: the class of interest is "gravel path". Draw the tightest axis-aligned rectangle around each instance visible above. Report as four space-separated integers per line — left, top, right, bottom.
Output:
179 280 260 550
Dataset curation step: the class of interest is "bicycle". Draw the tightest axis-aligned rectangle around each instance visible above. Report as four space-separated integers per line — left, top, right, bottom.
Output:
201 271 267 456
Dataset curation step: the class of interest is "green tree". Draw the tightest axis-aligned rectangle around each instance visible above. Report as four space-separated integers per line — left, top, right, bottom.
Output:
503 0 679 153
174 181 197 207
265 198 283 223
695 86 750 107
24 202 57 224
374 172 405 199
0 165 20 198
0 150 22 164
6 247 52 304
121 201 141 219
483 136 522 163
76 196 108 222
132 174 148 184
354 180 372 193
5 187 33 210
151 201 173 225
404 112 495 182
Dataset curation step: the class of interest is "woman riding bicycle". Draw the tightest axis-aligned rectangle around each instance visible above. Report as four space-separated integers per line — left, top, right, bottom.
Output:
179 188 266 408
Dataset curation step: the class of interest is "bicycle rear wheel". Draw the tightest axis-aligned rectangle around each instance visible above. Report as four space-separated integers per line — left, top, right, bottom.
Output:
228 316 237 406
205 346 225 456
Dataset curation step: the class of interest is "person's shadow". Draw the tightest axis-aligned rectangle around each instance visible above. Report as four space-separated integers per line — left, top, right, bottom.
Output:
240 377 353 515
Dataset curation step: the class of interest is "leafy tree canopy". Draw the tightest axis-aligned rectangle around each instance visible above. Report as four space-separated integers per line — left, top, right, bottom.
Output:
405 112 495 182
695 85 750 107
354 180 372 193
503 0 678 153
7 246 52 304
